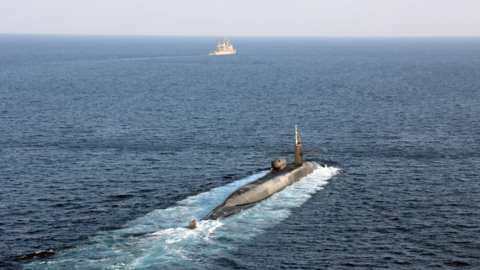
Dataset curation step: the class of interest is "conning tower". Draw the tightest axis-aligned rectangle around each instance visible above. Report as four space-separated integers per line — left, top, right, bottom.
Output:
294 125 303 165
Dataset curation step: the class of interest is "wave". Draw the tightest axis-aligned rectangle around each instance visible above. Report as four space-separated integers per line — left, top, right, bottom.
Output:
25 165 339 269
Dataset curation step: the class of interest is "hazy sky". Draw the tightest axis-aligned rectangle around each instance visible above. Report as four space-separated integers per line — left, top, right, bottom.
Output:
1 0 479 36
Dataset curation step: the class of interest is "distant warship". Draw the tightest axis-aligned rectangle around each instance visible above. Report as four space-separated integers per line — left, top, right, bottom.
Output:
209 37 236 55
189 126 320 228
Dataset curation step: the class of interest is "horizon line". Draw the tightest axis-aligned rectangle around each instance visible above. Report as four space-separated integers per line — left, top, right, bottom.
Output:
1 33 480 38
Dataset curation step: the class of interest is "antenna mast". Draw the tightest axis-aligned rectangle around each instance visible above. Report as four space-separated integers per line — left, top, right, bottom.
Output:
295 125 298 145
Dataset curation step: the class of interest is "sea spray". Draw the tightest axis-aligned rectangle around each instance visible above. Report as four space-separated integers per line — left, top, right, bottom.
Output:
26 165 339 269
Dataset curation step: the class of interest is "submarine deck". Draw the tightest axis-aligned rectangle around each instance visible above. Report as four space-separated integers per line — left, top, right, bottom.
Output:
202 163 316 220
224 164 301 202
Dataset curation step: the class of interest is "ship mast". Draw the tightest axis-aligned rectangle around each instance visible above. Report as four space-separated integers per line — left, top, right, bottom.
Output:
295 125 298 145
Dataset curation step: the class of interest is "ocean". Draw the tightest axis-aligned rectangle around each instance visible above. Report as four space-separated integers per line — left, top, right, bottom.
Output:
1 35 479 269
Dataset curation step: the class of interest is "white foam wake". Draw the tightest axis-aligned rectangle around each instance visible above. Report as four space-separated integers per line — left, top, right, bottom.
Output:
26 165 339 269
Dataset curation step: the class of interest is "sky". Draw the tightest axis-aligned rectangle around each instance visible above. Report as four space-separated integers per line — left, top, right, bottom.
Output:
0 0 479 37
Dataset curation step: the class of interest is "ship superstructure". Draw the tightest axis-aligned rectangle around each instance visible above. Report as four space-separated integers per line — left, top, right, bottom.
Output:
209 37 236 55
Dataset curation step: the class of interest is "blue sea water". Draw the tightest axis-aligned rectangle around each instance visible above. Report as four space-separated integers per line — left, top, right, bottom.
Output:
1 35 480 269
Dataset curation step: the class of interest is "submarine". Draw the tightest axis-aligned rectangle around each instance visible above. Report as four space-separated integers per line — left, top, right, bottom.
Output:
191 126 322 227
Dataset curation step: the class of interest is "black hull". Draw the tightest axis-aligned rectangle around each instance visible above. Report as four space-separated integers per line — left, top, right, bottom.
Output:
202 162 318 220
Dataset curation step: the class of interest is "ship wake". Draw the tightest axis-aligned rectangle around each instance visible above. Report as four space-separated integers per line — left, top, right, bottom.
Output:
25 165 339 269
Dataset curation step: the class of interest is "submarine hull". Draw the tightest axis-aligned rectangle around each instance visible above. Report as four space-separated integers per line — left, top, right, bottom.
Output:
202 162 318 220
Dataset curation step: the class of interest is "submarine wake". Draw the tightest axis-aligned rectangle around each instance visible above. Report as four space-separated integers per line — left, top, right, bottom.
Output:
25 165 339 269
